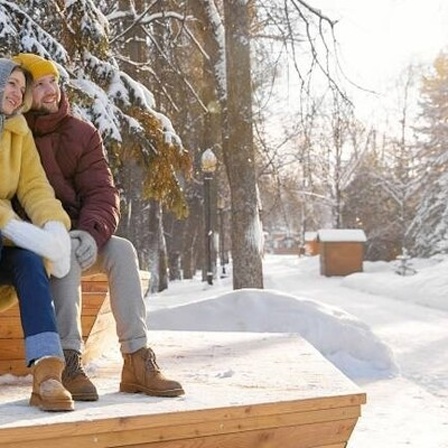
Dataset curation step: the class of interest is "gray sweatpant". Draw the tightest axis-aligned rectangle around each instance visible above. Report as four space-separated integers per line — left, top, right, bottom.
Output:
50 235 148 355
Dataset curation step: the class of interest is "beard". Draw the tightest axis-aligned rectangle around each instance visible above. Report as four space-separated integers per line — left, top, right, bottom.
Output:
32 97 59 115
32 104 59 115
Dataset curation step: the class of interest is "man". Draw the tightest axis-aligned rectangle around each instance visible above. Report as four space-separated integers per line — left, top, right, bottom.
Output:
13 53 184 401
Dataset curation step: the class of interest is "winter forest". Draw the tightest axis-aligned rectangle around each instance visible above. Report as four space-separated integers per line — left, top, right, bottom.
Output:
1 0 447 291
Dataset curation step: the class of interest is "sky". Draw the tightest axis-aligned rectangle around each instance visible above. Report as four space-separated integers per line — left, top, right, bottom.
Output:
1 253 447 447
316 0 448 87
276 0 448 128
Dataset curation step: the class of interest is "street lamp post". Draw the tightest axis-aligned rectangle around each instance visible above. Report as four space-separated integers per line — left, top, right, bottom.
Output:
217 197 226 277
201 149 217 285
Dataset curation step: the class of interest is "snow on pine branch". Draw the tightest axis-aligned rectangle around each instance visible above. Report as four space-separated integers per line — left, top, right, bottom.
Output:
81 51 182 150
0 1 67 60
71 77 123 143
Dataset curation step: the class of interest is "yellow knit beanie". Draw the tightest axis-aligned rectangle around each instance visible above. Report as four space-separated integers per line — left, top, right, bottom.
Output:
12 53 59 81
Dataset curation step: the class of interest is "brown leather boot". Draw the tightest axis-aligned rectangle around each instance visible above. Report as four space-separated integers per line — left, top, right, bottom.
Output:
120 347 184 397
29 356 74 412
62 349 99 401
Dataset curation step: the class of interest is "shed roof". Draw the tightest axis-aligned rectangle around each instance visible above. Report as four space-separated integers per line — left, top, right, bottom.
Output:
317 229 366 242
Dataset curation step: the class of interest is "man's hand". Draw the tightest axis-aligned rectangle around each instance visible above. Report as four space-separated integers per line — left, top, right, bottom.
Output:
70 230 98 271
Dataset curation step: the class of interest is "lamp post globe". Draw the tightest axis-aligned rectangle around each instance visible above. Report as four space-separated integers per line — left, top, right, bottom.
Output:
201 148 218 173
201 149 217 285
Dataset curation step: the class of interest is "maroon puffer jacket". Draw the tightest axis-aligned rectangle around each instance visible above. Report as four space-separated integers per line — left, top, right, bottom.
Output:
24 91 120 249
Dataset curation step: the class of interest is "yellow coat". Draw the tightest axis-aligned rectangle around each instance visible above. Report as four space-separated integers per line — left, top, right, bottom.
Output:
0 114 70 311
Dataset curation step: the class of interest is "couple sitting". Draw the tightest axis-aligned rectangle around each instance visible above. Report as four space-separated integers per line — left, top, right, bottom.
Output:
0 54 183 412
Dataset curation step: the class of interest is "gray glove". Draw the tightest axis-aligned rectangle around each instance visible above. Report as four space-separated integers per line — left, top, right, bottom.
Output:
70 230 98 271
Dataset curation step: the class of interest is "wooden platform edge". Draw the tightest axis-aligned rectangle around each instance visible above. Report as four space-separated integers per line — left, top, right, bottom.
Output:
0 393 366 448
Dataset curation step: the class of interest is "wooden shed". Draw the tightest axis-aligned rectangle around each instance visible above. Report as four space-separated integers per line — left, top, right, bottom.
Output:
317 229 366 277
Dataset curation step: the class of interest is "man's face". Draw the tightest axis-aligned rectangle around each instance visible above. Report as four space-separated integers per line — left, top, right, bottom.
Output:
31 74 61 114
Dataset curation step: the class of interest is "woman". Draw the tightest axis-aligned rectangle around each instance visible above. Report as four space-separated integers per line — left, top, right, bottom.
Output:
0 58 74 412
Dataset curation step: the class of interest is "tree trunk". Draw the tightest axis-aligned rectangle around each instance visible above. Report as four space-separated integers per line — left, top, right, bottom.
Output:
223 1 263 289
146 200 169 293
115 0 168 283
115 159 149 269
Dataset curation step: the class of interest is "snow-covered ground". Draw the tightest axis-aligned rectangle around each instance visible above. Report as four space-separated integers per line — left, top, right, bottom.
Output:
1 253 447 447
148 254 448 447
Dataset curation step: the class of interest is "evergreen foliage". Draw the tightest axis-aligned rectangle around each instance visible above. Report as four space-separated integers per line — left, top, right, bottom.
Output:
0 0 191 219
409 52 448 256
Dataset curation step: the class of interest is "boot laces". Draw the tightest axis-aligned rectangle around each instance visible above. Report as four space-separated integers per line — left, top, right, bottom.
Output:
63 350 88 380
142 347 161 372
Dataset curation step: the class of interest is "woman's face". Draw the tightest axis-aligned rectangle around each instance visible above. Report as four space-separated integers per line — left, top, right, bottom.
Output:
2 68 26 115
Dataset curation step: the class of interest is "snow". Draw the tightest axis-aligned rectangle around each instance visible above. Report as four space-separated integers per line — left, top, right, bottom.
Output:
317 228 367 242
148 254 448 447
304 231 317 241
1 254 447 447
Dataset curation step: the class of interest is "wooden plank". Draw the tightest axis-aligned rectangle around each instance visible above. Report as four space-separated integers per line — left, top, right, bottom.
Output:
117 419 358 448
81 281 109 293
80 315 97 336
0 320 23 338
0 307 20 317
0 294 109 338
84 409 360 447
82 296 113 341
0 359 28 375
81 292 109 309
0 339 25 359
81 271 149 291
1 397 350 435
0 401 362 444
0 410 360 448
81 273 109 282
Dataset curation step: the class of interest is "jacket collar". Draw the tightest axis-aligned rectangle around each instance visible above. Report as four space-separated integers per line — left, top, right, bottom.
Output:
3 114 30 136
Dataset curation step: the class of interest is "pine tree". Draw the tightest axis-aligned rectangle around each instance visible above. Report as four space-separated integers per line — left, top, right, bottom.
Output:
410 52 448 256
0 0 191 220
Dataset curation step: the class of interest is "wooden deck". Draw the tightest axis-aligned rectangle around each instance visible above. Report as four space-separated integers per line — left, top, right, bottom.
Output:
0 331 366 448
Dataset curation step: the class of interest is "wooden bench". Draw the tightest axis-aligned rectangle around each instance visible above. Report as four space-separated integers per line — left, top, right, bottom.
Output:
0 331 366 448
0 271 150 376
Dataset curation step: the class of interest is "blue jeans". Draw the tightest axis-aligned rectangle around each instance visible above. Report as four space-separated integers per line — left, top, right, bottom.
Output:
0 232 63 366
